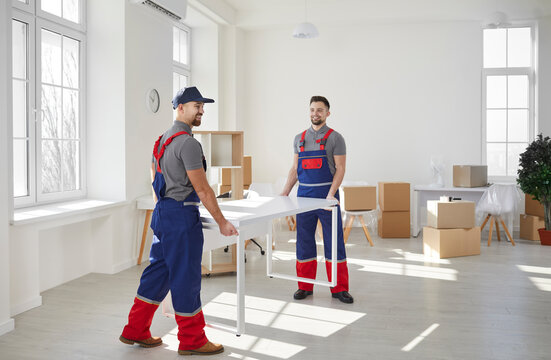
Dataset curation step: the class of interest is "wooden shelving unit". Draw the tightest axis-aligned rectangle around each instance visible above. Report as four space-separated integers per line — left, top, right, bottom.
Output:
194 131 244 275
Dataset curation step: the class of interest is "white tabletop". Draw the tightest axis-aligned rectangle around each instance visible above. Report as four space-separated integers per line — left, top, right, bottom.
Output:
137 195 337 227
200 196 337 227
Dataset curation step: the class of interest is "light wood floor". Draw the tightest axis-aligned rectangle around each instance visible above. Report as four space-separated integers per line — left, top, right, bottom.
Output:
1 225 551 360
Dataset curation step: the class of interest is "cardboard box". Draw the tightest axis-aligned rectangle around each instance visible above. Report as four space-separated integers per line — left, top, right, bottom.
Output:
427 200 475 229
378 182 410 211
378 211 410 238
520 214 545 241
342 186 376 211
423 226 481 259
221 155 252 186
453 165 488 188
525 194 545 218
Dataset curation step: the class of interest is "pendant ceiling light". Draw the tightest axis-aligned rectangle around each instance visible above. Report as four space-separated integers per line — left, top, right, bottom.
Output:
293 0 319 39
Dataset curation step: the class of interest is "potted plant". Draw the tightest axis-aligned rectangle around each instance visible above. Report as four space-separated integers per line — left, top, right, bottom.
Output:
517 134 551 245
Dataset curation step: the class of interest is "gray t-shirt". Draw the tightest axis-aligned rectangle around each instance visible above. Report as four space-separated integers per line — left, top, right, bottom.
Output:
155 121 204 201
293 124 346 175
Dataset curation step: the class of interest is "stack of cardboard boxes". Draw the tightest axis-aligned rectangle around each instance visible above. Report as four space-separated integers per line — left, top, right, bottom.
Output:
520 194 545 241
423 200 480 259
377 182 410 238
219 155 252 194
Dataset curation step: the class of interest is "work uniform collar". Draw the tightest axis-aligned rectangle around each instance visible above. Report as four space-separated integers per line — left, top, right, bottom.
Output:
309 124 329 135
172 121 193 136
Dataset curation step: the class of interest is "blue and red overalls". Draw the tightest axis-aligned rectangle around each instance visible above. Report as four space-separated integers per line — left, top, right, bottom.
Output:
296 128 349 294
122 130 209 351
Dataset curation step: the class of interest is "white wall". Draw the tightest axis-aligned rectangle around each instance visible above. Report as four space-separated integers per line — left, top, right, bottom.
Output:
241 21 482 188
125 2 175 200
87 0 126 201
0 0 15 336
539 16 551 137
189 12 220 130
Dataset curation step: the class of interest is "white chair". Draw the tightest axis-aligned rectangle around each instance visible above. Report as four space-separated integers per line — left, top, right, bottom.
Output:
476 184 521 246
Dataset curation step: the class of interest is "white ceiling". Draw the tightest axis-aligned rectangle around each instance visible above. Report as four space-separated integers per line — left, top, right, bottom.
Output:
223 0 551 29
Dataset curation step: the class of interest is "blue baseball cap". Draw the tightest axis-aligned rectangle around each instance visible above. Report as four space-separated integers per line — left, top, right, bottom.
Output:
172 86 215 109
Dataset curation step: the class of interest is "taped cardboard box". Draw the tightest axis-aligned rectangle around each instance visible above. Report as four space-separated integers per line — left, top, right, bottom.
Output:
520 214 545 241
342 186 376 211
427 200 475 229
423 226 481 259
452 165 487 188
378 182 410 211
525 194 545 218
378 211 410 238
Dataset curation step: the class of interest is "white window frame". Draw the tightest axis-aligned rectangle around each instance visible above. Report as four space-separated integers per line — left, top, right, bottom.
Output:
12 0 87 208
36 17 87 204
173 22 191 88
36 0 86 32
13 0 35 13
481 23 537 183
12 10 36 207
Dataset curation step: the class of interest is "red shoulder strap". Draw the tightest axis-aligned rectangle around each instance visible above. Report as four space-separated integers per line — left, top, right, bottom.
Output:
299 130 307 152
315 128 334 150
153 131 190 172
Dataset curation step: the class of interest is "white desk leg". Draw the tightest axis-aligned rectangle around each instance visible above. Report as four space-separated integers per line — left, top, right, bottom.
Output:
236 235 245 336
331 206 337 287
413 190 420 237
266 222 273 277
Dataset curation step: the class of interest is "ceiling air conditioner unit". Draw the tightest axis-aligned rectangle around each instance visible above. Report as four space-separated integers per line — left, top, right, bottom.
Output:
129 0 187 21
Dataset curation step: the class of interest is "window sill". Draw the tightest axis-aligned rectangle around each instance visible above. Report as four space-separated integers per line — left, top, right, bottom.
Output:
12 199 131 226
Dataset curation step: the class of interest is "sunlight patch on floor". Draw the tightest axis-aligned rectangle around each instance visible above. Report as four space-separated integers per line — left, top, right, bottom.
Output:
401 323 440 352
205 327 306 359
390 249 451 264
528 277 551 291
517 264 551 275
161 323 305 359
203 292 365 337
347 258 457 281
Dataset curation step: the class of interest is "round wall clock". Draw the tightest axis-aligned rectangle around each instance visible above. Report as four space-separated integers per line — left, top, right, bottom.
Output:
146 88 160 113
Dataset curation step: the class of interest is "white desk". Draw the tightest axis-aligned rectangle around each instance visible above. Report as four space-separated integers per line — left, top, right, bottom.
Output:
413 185 488 237
138 195 338 336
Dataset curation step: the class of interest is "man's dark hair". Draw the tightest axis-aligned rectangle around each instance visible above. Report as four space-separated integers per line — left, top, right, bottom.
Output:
310 96 330 110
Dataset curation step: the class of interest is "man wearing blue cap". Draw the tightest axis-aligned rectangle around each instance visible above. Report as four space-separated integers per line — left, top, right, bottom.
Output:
120 87 237 356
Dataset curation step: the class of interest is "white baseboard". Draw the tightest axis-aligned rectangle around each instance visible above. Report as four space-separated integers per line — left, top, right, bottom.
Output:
10 296 42 317
0 318 15 336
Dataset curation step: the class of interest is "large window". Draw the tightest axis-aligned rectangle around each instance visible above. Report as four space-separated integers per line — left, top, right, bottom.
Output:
482 26 535 179
172 24 190 101
12 0 85 207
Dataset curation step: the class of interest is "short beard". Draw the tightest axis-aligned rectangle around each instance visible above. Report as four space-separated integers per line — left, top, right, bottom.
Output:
311 118 323 126
192 118 201 127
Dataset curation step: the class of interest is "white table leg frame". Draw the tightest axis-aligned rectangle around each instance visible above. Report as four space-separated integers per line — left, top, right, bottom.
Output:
267 206 338 287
